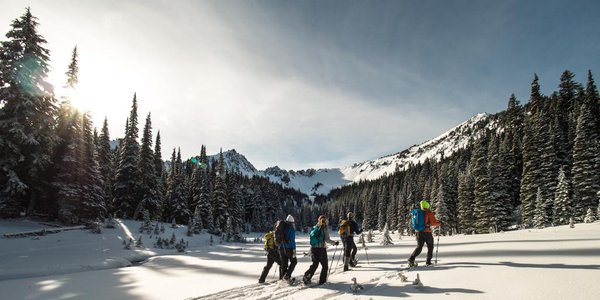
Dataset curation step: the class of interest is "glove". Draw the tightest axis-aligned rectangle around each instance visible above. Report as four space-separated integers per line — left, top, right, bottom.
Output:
334 241 340 246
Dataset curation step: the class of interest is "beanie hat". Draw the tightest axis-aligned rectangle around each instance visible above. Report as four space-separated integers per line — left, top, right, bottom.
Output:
286 215 295 223
420 200 430 209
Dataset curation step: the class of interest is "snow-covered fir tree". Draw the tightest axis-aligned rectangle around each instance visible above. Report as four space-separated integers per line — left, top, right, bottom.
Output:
211 150 229 234
457 167 475 234
380 223 393 245
137 113 161 220
367 230 374 243
584 208 596 223
0 8 58 217
97 118 114 211
553 166 571 225
113 94 141 218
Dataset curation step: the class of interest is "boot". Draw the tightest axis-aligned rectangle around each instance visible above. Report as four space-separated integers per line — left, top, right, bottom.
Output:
343 256 350 272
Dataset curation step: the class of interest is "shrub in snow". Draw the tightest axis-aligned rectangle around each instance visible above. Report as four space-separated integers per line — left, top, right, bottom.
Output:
584 208 596 223
380 223 393 245
123 238 134 250
154 223 160 235
160 224 165 233
135 236 144 248
105 217 117 229
209 235 214 246
175 238 187 252
367 230 374 243
171 218 177 229
569 218 575 228
88 222 102 234
170 233 176 245
398 271 408 282
358 233 365 244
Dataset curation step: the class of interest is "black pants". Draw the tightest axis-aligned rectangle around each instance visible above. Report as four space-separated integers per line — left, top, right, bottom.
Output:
343 236 357 260
303 247 329 284
259 249 281 282
279 248 297 280
409 231 434 264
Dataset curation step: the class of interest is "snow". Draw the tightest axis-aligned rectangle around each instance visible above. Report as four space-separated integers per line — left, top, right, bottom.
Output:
211 113 492 196
1 219 599 300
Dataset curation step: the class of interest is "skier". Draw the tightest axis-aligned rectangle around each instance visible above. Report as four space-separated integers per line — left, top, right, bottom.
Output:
339 212 362 271
302 215 339 285
276 214 297 283
408 200 441 267
258 226 282 283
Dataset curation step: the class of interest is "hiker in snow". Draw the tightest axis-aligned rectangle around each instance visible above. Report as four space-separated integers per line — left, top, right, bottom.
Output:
302 215 339 285
258 227 282 283
339 212 362 271
408 200 441 267
276 214 297 283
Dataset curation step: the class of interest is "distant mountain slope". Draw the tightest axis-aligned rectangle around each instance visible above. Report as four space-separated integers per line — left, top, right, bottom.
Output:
207 113 492 196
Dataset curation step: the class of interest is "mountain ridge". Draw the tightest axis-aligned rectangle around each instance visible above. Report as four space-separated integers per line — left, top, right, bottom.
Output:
209 113 492 196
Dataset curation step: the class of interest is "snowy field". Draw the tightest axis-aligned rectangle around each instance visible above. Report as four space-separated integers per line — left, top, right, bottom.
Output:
1 219 599 300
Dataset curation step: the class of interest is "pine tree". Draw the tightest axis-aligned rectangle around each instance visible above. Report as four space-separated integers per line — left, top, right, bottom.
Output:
377 182 389 231
65 46 78 88
583 208 595 223
113 94 141 218
78 112 105 221
380 223 393 245
0 8 58 217
97 118 113 211
572 102 600 221
457 168 475 234
168 148 189 224
553 166 571 225
212 150 229 233
137 113 160 220
473 133 491 233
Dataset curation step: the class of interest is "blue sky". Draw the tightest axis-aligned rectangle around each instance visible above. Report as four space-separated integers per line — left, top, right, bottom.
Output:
1 0 599 170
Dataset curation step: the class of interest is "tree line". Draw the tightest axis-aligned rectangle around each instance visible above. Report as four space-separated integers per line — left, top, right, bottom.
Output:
322 70 600 234
0 8 321 238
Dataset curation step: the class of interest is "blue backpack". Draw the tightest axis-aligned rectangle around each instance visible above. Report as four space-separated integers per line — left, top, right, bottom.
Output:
411 208 426 231
309 225 324 247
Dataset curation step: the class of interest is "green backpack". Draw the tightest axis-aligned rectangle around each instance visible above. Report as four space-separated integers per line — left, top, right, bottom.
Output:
309 225 324 247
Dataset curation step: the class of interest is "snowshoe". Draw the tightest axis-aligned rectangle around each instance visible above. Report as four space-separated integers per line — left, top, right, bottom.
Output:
408 260 418 268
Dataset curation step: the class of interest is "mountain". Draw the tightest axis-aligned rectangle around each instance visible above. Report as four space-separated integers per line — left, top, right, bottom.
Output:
209 113 492 196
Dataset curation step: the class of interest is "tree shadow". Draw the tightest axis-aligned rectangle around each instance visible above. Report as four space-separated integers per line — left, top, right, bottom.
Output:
353 282 484 297
439 237 600 247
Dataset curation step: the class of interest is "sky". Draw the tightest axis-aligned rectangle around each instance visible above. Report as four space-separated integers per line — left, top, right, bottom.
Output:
1 0 600 170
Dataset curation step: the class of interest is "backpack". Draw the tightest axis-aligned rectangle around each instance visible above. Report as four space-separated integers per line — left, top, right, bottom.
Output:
274 220 289 245
264 231 276 251
411 208 426 231
309 225 324 247
339 220 351 237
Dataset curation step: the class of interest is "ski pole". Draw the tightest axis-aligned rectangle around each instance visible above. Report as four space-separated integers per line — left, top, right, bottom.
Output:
328 244 338 277
362 241 370 265
434 225 441 265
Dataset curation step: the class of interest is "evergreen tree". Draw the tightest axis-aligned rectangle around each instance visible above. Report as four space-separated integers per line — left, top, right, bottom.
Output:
457 167 475 234
572 102 600 221
377 182 389 230
113 94 141 218
212 150 228 233
553 166 571 225
472 134 491 233
380 223 393 245
78 112 105 221
65 46 78 88
137 113 160 219
583 207 596 223
0 8 58 217
97 118 113 211
520 75 544 227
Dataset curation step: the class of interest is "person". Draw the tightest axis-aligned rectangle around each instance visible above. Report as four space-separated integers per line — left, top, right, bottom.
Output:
302 215 339 285
277 214 297 283
339 212 362 271
258 226 282 283
408 200 441 267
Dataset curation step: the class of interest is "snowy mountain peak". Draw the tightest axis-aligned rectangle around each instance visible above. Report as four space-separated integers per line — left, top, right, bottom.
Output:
207 149 257 175
205 113 491 196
